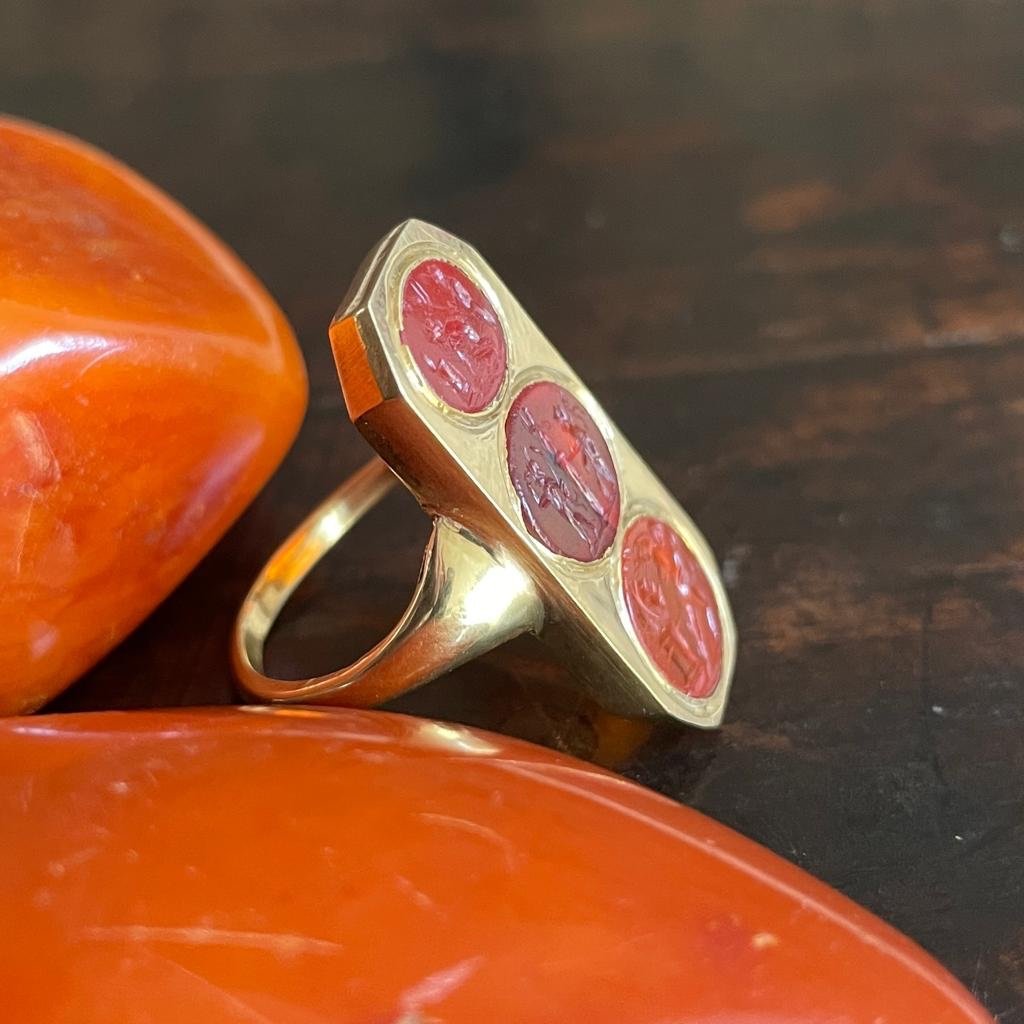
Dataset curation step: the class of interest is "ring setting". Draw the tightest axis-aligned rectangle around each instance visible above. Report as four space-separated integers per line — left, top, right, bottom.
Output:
234 220 737 727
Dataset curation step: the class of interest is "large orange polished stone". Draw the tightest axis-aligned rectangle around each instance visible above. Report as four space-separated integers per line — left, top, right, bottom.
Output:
0 708 992 1023
0 117 307 712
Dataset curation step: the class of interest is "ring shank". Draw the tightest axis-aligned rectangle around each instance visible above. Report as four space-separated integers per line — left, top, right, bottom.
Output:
233 458 544 707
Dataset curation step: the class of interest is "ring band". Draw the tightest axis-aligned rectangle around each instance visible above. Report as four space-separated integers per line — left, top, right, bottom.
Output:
233 456 544 707
233 220 737 727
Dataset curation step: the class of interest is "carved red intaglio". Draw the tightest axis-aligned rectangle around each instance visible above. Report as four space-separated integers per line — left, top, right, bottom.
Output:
400 259 507 413
505 380 620 562
621 515 723 698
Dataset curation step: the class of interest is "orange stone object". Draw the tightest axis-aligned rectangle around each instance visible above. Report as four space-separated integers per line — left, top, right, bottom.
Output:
0 117 307 713
0 708 992 1023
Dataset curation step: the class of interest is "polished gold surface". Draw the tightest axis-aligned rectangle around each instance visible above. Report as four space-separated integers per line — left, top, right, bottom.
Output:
234 220 737 726
234 456 544 706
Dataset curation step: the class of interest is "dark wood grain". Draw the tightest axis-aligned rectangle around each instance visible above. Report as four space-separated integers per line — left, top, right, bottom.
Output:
4 1 1022 1016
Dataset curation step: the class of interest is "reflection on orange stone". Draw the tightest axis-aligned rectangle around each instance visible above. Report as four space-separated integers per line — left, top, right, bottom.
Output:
0 708 992 1023
0 117 307 712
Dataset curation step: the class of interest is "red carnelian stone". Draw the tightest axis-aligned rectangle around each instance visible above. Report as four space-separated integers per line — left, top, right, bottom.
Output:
0 708 993 1023
401 259 507 412
505 380 620 561
622 515 723 698
0 117 307 713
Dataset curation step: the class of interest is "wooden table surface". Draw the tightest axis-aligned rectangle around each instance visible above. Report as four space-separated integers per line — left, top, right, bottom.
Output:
4 2 1022 1015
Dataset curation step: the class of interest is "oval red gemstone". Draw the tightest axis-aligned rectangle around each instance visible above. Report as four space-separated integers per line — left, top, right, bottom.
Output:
400 259 507 413
621 515 723 698
505 381 620 561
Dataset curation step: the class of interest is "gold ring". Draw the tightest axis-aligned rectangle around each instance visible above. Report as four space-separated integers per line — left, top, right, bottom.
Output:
233 220 737 727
